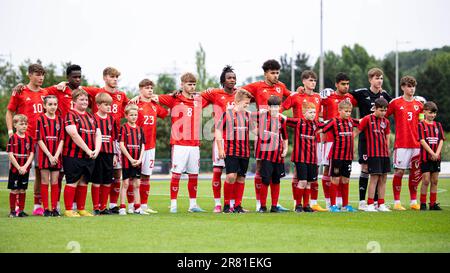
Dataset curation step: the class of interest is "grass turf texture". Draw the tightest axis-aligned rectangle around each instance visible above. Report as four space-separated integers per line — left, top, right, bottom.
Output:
0 178 449 253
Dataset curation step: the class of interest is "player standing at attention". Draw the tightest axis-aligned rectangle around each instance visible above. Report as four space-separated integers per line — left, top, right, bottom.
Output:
356 98 391 212
36 95 64 217
201 65 238 212
255 96 288 213
285 102 323 213
153 72 209 213
320 73 357 209
118 104 147 215
6 64 48 216
349 68 392 210
136 79 169 214
215 89 255 213
241 59 291 212
322 100 359 212
418 102 445 210
62 88 102 217
7 115 34 217
386 76 424 210
281 70 327 212
91 93 118 215
82 67 130 213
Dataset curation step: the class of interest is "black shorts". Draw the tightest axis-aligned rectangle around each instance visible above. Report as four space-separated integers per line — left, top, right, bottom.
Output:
91 153 114 184
260 160 286 185
63 156 95 184
295 162 318 182
358 133 368 164
225 156 249 177
122 167 141 180
8 170 30 190
329 159 352 178
421 160 441 173
368 157 391 174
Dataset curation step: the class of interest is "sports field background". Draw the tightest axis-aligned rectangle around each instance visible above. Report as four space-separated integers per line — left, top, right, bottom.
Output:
0 178 449 253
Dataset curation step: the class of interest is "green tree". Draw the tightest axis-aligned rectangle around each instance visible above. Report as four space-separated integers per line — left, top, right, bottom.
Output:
279 52 312 90
416 52 450 130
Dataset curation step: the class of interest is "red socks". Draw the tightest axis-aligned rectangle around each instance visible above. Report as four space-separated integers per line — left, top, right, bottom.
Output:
254 172 262 200
64 185 76 210
408 175 418 202
368 198 374 205
224 182 232 205
187 174 198 199
51 184 59 210
296 188 304 206
303 188 311 207
235 182 245 207
91 185 100 210
322 175 331 199
76 184 88 210
310 181 319 200
212 167 222 199
260 183 269 207
99 185 110 211
170 173 181 200
430 192 437 206
18 192 26 211
109 178 121 204
9 192 17 211
140 178 150 206
41 184 49 210
270 183 280 207
342 183 349 207
393 173 403 201
330 183 338 206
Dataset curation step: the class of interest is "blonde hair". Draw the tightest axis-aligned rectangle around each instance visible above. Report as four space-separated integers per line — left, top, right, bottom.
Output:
234 89 254 102
95 92 113 105
103 67 121 77
338 100 353 110
72 88 89 102
302 102 316 114
180 72 197 83
124 104 138 115
368 68 383 79
13 114 28 125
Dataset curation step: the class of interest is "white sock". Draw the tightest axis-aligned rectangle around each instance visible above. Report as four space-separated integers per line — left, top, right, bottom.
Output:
170 199 177 208
72 203 77 210
109 203 117 209
394 200 401 205
310 199 317 206
410 200 417 205
336 197 343 206
56 202 60 211
33 204 42 210
189 198 197 208
325 198 331 205
128 203 134 210
214 198 221 206
256 200 261 209
230 200 235 208
141 204 148 210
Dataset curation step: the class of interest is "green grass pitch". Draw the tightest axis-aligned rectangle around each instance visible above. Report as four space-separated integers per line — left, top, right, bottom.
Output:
0 178 449 253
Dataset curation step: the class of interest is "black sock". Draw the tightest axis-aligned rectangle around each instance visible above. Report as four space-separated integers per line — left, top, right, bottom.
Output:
359 172 369 201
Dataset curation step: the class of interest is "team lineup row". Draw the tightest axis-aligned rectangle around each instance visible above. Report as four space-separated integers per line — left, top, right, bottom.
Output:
5 60 445 217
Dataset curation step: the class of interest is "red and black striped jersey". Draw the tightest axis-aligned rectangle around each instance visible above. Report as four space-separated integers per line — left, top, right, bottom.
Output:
287 118 322 164
7 133 34 173
255 113 288 163
358 114 390 158
322 118 359 160
36 114 64 169
119 123 145 169
94 113 118 154
418 121 445 162
217 110 255 158
63 110 98 158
